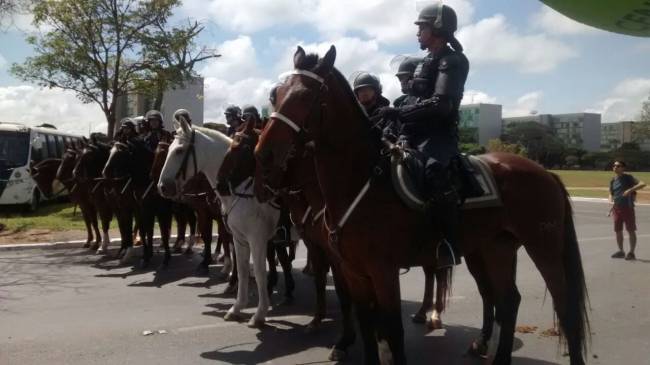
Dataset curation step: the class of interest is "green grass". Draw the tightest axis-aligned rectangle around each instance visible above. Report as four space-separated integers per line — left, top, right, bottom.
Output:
550 170 650 188
0 202 92 232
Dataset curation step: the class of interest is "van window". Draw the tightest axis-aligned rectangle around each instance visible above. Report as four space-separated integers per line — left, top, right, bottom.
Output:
55 135 65 157
45 134 57 158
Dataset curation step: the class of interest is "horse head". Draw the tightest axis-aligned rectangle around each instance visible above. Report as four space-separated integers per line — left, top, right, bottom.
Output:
57 146 80 184
256 45 338 190
158 116 231 199
30 158 61 198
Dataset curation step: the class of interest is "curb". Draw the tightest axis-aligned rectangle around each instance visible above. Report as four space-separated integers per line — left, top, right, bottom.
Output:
0 234 217 252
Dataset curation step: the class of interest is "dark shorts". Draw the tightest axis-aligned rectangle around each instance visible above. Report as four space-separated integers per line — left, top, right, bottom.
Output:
613 206 636 232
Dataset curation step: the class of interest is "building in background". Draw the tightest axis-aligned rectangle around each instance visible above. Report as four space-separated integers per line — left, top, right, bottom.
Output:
115 77 204 131
601 121 650 151
458 103 503 146
503 112 601 152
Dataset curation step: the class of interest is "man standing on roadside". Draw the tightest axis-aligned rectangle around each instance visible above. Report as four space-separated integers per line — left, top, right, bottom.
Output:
609 160 646 260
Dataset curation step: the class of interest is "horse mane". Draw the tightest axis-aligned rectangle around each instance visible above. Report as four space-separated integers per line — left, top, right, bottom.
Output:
294 52 370 125
175 125 232 145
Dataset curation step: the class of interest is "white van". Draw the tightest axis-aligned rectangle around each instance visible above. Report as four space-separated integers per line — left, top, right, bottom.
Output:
0 122 82 211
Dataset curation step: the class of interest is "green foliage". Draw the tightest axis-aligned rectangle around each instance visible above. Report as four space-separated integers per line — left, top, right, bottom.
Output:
459 143 485 155
458 127 478 144
10 0 212 137
639 94 650 123
502 121 565 167
486 138 527 156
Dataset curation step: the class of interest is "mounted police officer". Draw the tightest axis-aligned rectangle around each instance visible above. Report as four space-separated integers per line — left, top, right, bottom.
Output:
393 56 423 108
381 3 469 268
352 72 390 118
143 110 172 151
241 105 263 130
224 105 242 137
115 117 139 143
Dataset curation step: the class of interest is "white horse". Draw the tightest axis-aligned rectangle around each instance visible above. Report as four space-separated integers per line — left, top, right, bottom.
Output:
157 118 279 328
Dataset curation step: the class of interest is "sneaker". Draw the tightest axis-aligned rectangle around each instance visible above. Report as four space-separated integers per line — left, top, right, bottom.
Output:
611 251 625 259
625 252 636 261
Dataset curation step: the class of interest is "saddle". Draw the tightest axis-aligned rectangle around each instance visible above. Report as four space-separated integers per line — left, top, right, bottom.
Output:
390 150 501 211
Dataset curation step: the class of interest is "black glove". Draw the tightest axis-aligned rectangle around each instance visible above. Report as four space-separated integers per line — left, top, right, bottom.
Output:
378 106 400 120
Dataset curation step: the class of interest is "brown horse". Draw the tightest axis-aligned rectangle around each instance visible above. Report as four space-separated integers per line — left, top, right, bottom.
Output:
255 46 589 365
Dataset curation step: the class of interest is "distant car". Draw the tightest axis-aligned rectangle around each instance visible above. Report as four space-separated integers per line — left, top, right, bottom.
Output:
0 122 82 211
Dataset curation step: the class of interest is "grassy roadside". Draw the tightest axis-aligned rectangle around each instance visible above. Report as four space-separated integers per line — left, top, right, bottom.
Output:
0 202 91 233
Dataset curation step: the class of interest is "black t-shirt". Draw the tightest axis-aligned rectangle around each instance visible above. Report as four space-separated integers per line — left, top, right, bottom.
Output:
610 173 639 207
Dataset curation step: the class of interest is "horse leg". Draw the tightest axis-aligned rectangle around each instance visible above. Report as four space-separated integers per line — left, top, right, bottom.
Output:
250 237 270 328
305 244 328 332
140 209 154 269
481 238 520 365
412 265 434 324
428 268 449 331
185 208 197 255
328 264 357 361
173 205 186 253
196 210 213 275
97 205 112 255
371 266 406 365
266 242 278 298
224 242 238 295
465 252 496 359
80 203 93 249
275 243 295 304
158 203 173 270
89 204 101 251
119 209 135 264
225 237 250 323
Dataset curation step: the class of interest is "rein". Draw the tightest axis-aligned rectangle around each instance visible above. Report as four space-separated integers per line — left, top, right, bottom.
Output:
175 129 198 181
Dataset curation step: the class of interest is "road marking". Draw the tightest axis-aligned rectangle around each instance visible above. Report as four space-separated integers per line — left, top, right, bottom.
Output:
580 233 650 242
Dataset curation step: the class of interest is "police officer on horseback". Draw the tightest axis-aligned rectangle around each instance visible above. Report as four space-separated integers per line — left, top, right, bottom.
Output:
393 56 423 108
224 105 243 137
381 3 469 268
352 72 390 118
115 117 139 143
241 105 264 130
143 110 172 151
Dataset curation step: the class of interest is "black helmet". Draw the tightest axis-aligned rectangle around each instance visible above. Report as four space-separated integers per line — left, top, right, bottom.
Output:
145 110 163 123
241 105 260 121
173 109 192 124
120 117 136 129
352 72 382 94
224 105 242 118
269 85 279 106
396 56 423 77
415 3 458 35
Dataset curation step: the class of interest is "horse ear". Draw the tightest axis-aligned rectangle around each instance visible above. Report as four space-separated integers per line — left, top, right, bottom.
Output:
180 117 191 136
321 45 336 71
294 46 306 68
173 120 181 131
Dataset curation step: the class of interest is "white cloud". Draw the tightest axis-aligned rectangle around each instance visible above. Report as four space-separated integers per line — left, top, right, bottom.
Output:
0 85 106 135
531 5 598 36
588 78 650 123
200 36 261 83
502 91 543 117
462 90 497 105
181 0 474 45
457 14 578 73
203 77 275 123
0 53 6 70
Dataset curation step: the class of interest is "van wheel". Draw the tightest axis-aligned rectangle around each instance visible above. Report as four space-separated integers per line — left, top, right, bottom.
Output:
28 190 40 212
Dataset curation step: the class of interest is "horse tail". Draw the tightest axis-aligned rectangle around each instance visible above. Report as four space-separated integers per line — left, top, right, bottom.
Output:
550 172 590 356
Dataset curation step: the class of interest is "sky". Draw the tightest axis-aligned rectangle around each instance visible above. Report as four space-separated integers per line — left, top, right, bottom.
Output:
0 0 649 135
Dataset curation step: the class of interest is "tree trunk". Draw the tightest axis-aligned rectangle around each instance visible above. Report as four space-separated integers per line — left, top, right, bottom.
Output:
153 79 165 111
106 111 116 139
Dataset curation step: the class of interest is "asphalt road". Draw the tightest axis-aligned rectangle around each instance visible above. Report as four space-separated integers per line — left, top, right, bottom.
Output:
1 200 649 365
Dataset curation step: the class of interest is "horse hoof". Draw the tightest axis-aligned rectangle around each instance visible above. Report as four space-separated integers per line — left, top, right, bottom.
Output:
222 284 237 295
329 348 347 361
248 318 265 328
196 264 209 276
120 248 135 264
467 340 488 359
83 242 91 249
90 243 100 251
426 318 443 332
411 312 427 324
305 319 322 334
224 311 244 322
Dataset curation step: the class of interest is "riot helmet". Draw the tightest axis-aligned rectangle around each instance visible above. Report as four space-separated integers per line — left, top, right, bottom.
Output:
145 110 163 129
352 72 382 94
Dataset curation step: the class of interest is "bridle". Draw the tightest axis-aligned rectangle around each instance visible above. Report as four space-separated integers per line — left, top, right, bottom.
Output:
175 129 198 182
271 69 330 146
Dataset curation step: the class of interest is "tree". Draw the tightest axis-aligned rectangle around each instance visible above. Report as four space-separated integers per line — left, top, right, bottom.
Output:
11 0 180 138
640 94 650 122
487 139 527 157
502 121 566 167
